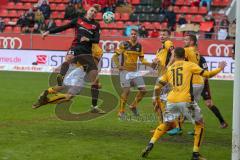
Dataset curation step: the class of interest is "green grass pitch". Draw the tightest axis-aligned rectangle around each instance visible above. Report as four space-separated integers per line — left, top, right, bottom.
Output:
0 71 232 160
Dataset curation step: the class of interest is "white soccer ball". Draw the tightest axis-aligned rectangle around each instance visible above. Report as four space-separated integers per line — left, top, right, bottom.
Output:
103 11 115 24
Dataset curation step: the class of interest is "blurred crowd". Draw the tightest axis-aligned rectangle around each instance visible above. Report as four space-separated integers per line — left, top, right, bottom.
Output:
0 0 236 40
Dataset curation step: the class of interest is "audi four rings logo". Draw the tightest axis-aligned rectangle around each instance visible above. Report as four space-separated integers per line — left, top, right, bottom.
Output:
100 40 121 53
0 37 22 49
208 44 233 57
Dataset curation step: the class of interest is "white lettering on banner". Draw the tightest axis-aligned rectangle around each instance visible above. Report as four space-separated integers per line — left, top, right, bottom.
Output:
100 40 121 53
0 49 66 66
207 44 233 57
0 37 22 49
0 50 235 80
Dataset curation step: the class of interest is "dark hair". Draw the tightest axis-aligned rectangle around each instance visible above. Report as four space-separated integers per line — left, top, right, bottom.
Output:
131 28 138 33
174 47 185 58
186 34 197 45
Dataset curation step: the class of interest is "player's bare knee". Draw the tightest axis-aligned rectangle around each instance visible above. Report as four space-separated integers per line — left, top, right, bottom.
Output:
205 99 213 108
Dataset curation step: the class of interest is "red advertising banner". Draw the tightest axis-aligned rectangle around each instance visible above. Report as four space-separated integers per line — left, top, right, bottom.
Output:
0 33 234 57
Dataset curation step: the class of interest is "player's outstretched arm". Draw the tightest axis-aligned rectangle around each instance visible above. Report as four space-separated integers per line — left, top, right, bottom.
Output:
191 61 227 78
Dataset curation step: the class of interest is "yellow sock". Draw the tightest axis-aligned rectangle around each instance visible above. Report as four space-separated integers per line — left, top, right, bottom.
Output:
131 91 145 108
150 123 171 143
48 93 68 104
119 96 127 113
193 123 204 152
47 87 57 94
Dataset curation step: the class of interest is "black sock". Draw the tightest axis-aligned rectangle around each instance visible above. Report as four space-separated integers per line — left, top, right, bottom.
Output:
60 61 70 76
210 105 225 124
91 85 99 107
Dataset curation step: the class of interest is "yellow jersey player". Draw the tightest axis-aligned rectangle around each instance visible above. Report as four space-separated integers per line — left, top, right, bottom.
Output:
167 34 204 135
152 29 175 124
141 47 227 160
112 29 151 119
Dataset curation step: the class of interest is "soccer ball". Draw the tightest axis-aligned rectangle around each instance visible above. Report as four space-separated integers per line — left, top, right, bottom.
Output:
103 11 115 24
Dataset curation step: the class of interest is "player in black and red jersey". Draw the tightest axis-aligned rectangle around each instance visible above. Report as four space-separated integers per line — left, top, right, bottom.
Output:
199 56 228 128
32 4 105 113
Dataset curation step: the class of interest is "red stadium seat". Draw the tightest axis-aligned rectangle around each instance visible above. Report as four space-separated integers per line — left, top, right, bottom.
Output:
115 21 124 29
50 3 56 10
111 30 123 36
198 7 207 14
143 22 153 29
212 0 221 6
4 18 10 24
11 18 18 23
189 6 198 14
59 12 64 19
125 21 133 26
49 0 55 2
121 13 130 21
55 0 63 3
101 29 110 36
222 0 230 6
4 26 12 33
6 2 15 9
8 10 18 17
56 4 65 11
161 22 167 29
62 20 70 25
185 14 192 22
95 12 102 20
114 13 121 21
175 0 184 5
131 0 140 5
17 10 25 17
106 22 115 29
184 0 191 5
192 15 203 23
0 10 8 17
173 6 180 13
13 27 21 33
99 21 106 28
15 3 24 10
152 22 161 29
55 20 62 26
51 11 59 19
24 3 32 10
179 6 189 14
176 14 181 22
62 0 69 3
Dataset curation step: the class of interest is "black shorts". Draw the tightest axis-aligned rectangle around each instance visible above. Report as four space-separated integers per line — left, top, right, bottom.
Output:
70 47 98 73
201 79 212 100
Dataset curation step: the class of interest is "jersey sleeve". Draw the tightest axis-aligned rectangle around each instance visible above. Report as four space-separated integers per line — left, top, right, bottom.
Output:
199 56 208 70
190 62 221 78
159 72 168 84
49 18 77 34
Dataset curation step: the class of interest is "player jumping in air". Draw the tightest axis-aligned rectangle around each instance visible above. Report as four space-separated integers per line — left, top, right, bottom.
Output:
141 47 227 160
112 29 152 119
32 4 105 113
